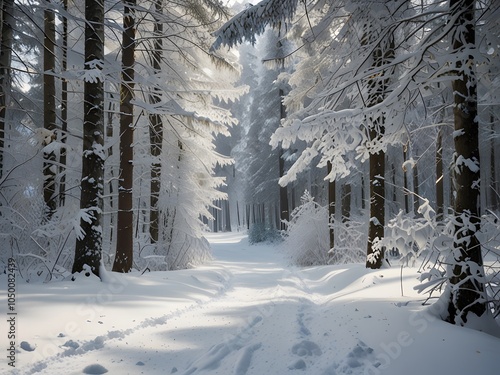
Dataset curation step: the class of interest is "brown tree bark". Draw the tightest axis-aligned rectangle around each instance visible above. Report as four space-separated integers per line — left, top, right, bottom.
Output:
0 0 14 181
446 0 486 324
279 88 289 230
365 30 394 269
327 161 336 252
113 0 136 273
72 0 105 278
149 0 163 243
436 129 444 221
59 0 68 206
43 1 57 218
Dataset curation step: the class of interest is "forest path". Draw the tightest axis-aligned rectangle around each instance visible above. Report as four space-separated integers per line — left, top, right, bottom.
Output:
10 233 500 375
162 233 374 375
15 232 393 375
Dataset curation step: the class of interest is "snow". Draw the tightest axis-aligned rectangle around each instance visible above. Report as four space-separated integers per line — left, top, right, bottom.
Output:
2 232 499 375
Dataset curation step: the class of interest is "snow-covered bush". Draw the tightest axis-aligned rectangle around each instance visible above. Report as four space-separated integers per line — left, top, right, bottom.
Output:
383 201 500 320
329 216 367 265
378 199 437 266
280 191 329 266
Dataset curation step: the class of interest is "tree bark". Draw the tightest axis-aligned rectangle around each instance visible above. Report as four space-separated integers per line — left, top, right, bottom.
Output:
43 1 57 219
364 24 394 269
366 134 386 269
59 0 68 206
72 0 105 278
279 88 289 230
0 0 14 181
342 183 351 223
489 119 498 210
403 144 409 214
113 0 136 273
149 0 163 243
446 0 486 324
413 159 419 214
436 129 444 221
327 161 336 252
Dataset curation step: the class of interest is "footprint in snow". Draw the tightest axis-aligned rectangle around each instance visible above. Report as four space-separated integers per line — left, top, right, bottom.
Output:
292 340 322 357
322 340 377 375
20 341 36 352
234 343 262 375
82 363 108 374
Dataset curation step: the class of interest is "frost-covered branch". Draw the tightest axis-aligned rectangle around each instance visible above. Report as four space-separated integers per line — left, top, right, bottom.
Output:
211 0 300 50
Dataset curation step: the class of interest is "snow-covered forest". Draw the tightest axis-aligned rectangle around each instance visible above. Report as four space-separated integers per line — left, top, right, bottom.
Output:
1 0 500 373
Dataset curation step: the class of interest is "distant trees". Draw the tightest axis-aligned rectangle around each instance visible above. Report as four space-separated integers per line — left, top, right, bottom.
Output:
212 0 499 323
0 0 244 278
0 0 498 326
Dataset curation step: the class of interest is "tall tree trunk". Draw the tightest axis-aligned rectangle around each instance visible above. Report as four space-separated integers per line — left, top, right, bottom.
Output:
59 0 68 206
43 1 57 219
413 159 419 214
279 88 289 230
327 161 336 252
489 118 498 210
366 130 386 269
342 183 351 223
72 0 105 278
403 144 410 214
436 129 444 221
0 0 14 181
446 0 486 325
113 0 136 273
149 0 163 243
365 26 394 269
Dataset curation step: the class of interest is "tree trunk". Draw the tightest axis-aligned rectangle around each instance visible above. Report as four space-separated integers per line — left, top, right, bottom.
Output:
149 0 163 243
489 118 498 210
365 26 394 269
403 144 410 214
72 0 105 278
327 161 336 252
59 0 68 206
446 0 486 325
366 136 385 269
279 88 289 230
113 0 136 273
436 129 444 221
413 159 419 214
342 183 351 223
43 2 57 219
0 0 14 181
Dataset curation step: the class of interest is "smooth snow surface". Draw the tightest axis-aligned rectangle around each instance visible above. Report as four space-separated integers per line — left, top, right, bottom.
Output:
2 232 499 374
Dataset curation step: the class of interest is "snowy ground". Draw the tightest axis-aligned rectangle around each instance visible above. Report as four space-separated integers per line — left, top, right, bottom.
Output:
2 232 500 375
